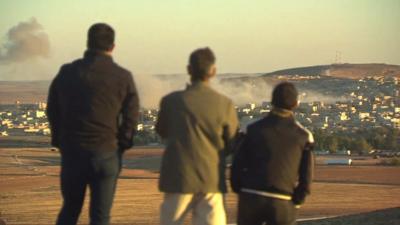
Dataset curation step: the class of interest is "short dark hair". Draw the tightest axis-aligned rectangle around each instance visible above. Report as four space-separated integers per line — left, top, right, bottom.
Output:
87 23 115 51
189 47 216 81
272 82 298 110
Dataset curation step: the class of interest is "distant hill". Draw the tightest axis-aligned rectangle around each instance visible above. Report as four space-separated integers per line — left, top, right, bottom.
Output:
263 63 400 79
0 63 399 104
0 80 49 104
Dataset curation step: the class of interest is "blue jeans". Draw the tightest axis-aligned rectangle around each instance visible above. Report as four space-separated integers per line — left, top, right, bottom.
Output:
56 150 121 225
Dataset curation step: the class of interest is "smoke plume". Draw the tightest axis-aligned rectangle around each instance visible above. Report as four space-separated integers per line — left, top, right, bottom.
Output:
0 18 50 63
134 74 271 108
135 74 345 109
135 74 189 108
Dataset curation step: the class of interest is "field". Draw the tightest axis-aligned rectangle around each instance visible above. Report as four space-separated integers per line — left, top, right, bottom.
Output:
1 148 400 225
0 81 49 104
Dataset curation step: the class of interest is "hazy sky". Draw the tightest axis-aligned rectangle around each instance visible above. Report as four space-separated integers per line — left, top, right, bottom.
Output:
0 0 399 80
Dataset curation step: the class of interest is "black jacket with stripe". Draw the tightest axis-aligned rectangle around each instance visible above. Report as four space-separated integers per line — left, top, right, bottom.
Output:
231 109 314 204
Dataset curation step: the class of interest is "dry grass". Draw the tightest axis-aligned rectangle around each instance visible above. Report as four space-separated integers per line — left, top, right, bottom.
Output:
299 207 400 225
0 81 49 104
1 148 400 225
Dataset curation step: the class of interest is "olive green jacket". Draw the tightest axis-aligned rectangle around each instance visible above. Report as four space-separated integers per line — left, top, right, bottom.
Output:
156 81 239 193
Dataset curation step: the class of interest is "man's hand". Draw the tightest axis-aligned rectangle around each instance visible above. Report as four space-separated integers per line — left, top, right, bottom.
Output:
292 186 307 206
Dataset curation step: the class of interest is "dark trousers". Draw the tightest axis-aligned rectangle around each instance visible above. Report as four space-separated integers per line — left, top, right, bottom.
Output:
56 150 121 225
237 193 297 225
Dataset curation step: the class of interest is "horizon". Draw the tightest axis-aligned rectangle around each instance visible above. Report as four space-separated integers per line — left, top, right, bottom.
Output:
0 62 399 82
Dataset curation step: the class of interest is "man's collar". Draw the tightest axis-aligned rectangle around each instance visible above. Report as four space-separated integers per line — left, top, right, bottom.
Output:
270 107 294 118
83 50 113 61
186 80 210 89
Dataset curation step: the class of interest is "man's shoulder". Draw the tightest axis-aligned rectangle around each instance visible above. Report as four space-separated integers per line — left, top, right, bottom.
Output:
109 62 132 81
206 86 233 104
246 117 267 133
162 90 184 103
55 59 82 80
60 59 81 71
294 121 314 144
112 62 131 75
165 90 184 99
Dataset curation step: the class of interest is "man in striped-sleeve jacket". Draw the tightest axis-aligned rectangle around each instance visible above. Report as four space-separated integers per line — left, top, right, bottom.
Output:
231 82 314 225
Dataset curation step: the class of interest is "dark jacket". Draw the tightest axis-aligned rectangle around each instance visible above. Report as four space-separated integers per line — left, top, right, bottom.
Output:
46 50 140 154
156 82 239 193
231 108 314 204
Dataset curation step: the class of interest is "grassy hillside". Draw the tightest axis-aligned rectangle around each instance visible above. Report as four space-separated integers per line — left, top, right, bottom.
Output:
263 63 400 79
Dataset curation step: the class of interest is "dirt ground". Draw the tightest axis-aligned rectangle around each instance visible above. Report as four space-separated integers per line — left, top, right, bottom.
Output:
1 148 400 225
299 207 400 225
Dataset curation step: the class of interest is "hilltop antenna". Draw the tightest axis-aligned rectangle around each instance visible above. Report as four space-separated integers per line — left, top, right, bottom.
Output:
335 51 342 64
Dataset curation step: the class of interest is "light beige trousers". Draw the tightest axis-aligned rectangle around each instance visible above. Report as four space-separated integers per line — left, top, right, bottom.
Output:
160 193 227 225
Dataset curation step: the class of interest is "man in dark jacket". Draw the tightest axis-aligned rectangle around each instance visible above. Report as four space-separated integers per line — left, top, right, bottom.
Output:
46 23 139 225
231 82 314 225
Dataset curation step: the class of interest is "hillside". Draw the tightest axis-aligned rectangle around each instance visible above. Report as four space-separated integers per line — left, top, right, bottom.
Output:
263 63 400 79
0 80 49 104
0 63 399 104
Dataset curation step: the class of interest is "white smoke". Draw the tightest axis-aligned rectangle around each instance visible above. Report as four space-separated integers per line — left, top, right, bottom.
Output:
211 78 273 106
134 74 272 108
135 74 189 108
134 74 346 109
298 90 348 103
0 18 50 63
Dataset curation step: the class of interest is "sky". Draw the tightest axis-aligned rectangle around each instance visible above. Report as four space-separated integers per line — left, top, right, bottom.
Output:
0 0 400 81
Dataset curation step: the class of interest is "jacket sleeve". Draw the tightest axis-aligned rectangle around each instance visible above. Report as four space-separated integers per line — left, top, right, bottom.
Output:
230 132 250 193
293 133 315 205
222 100 239 155
118 73 140 150
155 97 167 138
46 72 61 148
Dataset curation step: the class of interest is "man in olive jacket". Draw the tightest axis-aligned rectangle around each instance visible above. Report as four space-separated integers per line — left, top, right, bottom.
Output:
156 47 239 225
47 23 139 225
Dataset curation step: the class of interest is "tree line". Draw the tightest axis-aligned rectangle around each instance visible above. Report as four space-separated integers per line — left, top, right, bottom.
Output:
313 126 399 155
133 126 399 155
